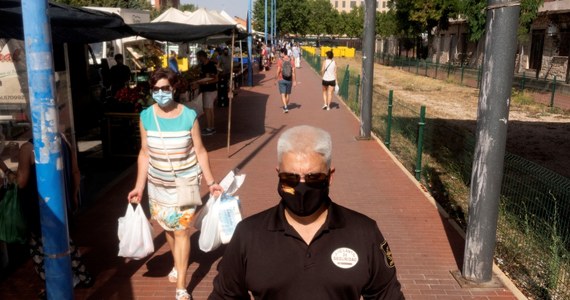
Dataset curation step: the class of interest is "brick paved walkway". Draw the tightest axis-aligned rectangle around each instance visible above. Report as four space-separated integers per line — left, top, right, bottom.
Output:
0 60 524 299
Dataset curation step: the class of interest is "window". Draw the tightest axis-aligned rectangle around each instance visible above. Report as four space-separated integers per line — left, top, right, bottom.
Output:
342 1 345 8
335 1 338 8
351 1 356 8
383 1 387 8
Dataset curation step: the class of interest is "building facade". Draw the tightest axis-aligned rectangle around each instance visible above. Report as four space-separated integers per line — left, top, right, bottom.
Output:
150 0 180 10
330 0 390 13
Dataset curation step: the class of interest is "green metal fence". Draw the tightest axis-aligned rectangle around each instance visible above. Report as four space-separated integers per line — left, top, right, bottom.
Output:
375 52 570 112
305 51 570 299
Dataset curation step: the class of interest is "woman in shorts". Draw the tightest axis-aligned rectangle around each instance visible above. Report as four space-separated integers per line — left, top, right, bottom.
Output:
321 50 337 111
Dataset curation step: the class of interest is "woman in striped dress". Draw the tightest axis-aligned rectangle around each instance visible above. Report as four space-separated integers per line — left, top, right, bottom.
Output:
128 68 223 300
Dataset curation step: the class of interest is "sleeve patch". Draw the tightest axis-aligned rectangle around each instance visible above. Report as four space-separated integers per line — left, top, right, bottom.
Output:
380 241 395 268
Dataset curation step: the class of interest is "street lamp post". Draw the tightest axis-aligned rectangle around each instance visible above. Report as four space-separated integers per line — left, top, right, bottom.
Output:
247 0 253 86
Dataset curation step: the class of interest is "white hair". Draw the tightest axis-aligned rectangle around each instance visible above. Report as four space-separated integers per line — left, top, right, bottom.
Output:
277 125 332 168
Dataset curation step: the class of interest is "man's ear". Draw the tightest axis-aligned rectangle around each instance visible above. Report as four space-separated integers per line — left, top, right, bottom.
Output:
329 167 335 185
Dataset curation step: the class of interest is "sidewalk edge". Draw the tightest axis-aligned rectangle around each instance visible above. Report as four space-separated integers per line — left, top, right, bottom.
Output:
335 90 528 300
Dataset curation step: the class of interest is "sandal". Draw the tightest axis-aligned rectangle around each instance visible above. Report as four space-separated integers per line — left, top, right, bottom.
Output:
168 267 177 283
175 289 192 300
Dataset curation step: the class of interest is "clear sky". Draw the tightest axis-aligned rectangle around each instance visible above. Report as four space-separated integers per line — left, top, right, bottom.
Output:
182 0 248 19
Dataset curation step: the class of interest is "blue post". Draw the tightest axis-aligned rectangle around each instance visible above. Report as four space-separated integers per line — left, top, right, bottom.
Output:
273 0 277 44
247 0 253 86
270 0 274 46
21 1 73 299
264 0 268 45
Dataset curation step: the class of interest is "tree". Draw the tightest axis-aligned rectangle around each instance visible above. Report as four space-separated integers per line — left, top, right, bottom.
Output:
306 0 337 36
459 0 486 43
54 0 151 9
376 11 398 38
179 4 197 12
344 6 364 38
518 0 543 42
390 0 458 36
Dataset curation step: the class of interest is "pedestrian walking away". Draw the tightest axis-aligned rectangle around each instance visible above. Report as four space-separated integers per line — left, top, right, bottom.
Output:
275 47 297 113
195 50 219 136
321 50 337 111
292 43 301 69
127 68 223 300
209 125 404 300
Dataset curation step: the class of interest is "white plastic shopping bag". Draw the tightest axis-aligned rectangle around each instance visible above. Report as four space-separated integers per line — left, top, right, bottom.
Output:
198 170 245 252
198 194 222 252
218 194 242 244
118 203 154 260
334 84 340 95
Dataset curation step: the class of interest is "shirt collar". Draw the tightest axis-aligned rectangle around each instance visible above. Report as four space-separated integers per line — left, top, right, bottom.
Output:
267 199 346 232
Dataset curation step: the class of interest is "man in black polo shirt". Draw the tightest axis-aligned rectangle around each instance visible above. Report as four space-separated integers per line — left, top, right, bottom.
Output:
209 125 404 300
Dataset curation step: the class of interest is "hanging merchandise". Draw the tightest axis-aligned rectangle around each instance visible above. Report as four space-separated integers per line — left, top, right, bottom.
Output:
0 184 28 244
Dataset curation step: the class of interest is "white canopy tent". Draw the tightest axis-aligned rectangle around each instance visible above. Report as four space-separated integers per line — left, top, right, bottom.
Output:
152 7 191 23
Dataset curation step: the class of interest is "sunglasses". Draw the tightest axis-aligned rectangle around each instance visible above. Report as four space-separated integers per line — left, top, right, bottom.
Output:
278 172 329 188
152 85 173 93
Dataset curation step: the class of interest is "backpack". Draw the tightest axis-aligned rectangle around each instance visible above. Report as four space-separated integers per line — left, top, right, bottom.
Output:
281 58 293 80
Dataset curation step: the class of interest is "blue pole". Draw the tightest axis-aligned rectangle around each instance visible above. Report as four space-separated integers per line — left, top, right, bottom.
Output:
264 0 268 45
247 0 253 86
270 0 274 47
273 0 277 44
21 1 73 299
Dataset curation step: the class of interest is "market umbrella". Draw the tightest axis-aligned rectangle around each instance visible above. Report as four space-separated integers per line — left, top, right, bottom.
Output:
0 0 134 44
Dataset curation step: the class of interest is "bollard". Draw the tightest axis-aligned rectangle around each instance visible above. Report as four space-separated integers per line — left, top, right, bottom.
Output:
521 72 526 92
550 75 557 109
476 67 482 89
425 60 428 76
415 106 426 181
447 61 452 79
385 90 394 149
355 74 361 109
342 65 350 99
416 59 419 74
461 65 465 85
435 61 439 79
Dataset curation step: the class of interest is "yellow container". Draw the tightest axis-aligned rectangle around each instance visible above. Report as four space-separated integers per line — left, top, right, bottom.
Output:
162 55 189 72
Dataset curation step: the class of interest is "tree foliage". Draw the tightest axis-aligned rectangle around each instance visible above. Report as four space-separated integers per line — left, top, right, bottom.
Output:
390 0 457 37
459 0 486 42
458 0 543 43
54 0 151 9
376 11 398 38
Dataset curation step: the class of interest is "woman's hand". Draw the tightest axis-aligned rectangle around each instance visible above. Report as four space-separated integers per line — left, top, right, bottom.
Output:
127 188 144 204
208 183 224 198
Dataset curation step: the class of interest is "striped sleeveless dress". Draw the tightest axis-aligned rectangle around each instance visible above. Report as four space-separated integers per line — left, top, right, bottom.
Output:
140 105 201 231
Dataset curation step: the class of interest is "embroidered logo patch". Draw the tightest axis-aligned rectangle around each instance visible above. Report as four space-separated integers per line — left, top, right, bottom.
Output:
380 241 395 268
331 247 359 269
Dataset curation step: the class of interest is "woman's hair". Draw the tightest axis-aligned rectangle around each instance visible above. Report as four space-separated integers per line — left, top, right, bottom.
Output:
149 67 178 87
277 125 332 168
280 47 288 55
149 68 184 101
326 50 333 59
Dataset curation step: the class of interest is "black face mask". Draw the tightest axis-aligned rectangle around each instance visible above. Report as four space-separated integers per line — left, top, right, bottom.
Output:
278 181 330 217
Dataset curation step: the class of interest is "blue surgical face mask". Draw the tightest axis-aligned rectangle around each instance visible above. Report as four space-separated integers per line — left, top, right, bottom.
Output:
153 90 173 107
